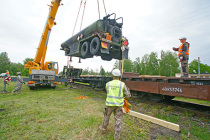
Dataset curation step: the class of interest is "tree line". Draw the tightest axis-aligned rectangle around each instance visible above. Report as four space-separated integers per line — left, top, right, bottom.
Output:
0 52 33 76
1 51 210 77
81 50 210 77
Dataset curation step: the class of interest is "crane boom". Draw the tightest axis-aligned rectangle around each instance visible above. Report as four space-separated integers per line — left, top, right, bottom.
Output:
25 0 62 74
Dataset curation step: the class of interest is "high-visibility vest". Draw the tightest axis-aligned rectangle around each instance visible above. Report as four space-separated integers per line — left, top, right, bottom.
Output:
106 80 125 106
178 42 190 56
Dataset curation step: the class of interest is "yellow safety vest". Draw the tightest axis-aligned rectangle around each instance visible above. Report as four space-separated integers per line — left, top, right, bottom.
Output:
106 80 125 106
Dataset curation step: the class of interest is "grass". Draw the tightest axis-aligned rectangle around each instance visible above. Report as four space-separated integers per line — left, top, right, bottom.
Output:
0 79 148 139
0 78 209 140
174 97 210 106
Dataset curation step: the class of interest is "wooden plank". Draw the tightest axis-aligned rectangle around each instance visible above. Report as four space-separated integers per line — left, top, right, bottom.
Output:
123 109 180 132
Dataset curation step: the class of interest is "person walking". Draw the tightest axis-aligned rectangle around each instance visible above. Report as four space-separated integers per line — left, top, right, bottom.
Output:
173 37 190 77
12 72 25 94
100 69 131 140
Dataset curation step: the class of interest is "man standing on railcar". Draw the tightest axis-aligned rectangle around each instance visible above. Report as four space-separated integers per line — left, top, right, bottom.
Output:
100 69 131 140
173 37 190 77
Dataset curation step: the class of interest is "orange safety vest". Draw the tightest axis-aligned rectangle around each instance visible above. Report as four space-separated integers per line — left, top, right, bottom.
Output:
178 42 190 56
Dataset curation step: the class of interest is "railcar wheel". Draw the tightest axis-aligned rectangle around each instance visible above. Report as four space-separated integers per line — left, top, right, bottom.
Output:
81 42 92 58
147 93 164 102
90 37 101 55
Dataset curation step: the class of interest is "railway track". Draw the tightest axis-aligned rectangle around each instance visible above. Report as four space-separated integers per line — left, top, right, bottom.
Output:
72 82 210 116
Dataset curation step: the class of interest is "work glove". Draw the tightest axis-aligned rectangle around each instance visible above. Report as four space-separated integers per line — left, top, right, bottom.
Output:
179 55 183 60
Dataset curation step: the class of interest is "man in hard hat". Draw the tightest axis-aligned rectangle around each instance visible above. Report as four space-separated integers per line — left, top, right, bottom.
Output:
100 69 131 140
173 37 190 77
12 72 25 94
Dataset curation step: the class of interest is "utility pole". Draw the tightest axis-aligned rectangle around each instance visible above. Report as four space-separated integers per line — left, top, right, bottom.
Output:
198 57 200 78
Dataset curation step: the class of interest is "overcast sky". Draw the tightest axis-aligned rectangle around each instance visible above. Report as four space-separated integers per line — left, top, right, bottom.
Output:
0 0 210 72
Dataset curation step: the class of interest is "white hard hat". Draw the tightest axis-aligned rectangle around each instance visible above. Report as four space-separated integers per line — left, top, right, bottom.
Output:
179 37 187 40
112 69 121 77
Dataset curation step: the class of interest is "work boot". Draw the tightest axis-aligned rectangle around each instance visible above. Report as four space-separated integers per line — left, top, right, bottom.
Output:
99 126 106 134
114 134 120 140
11 91 14 95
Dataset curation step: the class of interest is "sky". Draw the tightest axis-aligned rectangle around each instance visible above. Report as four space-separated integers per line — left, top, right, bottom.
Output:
0 0 210 73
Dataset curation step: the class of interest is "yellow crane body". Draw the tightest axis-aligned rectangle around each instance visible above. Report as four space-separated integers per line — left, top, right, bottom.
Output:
24 0 62 75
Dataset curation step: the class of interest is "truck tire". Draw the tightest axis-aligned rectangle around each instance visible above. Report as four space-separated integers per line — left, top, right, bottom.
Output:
90 37 101 55
81 42 93 58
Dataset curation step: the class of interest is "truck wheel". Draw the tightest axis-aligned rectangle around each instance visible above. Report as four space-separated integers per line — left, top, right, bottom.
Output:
29 87 35 90
90 37 101 55
101 54 112 61
81 42 93 58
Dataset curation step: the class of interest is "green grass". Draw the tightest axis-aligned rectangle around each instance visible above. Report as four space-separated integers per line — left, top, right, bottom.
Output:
0 79 148 139
0 79 209 140
174 97 210 106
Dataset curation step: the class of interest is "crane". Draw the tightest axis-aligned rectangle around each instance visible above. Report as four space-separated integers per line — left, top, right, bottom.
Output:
24 0 62 75
24 0 63 89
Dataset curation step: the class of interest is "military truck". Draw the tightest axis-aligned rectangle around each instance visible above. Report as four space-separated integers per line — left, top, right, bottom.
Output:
60 13 129 61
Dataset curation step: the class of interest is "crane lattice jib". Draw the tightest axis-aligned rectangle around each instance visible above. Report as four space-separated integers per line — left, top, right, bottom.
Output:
34 0 61 68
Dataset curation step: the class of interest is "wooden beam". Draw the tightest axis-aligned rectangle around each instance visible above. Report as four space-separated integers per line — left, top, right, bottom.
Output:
123 109 180 132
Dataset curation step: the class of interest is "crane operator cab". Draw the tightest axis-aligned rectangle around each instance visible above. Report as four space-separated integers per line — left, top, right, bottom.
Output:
45 62 58 75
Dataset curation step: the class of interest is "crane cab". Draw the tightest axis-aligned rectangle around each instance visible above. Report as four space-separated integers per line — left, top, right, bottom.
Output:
45 61 58 75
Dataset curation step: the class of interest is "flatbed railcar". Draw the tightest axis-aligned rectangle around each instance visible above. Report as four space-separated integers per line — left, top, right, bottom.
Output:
66 68 210 102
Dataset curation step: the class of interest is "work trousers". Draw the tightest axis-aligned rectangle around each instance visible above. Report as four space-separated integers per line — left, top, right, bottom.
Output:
13 83 22 94
101 106 123 140
181 59 189 77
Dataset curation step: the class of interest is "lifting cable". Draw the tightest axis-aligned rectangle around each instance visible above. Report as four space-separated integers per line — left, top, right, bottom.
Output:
80 0 87 31
102 0 107 16
72 0 83 36
97 0 100 19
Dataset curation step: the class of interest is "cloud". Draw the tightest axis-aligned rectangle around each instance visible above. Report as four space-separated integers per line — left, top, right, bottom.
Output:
0 0 209 73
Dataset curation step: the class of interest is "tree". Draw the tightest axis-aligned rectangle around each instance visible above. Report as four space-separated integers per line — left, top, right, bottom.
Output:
140 54 149 75
23 58 34 64
189 59 210 73
123 58 133 72
21 58 34 76
10 62 24 75
133 57 141 74
147 52 159 75
89 69 96 75
159 50 179 77
99 66 106 76
113 60 119 70
81 67 89 75
0 52 11 73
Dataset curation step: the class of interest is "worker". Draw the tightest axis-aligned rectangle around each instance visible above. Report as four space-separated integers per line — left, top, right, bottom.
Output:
100 69 131 140
2 70 10 93
12 72 25 94
173 37 190 77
